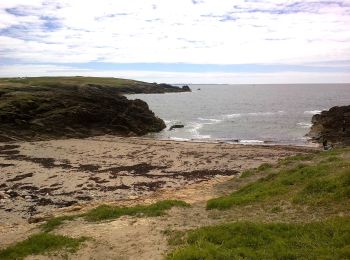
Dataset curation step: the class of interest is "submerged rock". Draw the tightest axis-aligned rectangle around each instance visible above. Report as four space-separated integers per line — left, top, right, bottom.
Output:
169 124 185 131
308 105 350 146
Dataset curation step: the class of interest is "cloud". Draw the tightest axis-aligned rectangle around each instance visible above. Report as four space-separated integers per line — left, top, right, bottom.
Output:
0 0 349 82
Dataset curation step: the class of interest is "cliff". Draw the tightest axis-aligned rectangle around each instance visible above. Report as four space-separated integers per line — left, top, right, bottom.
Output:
0 77 190 141
308 105 350 146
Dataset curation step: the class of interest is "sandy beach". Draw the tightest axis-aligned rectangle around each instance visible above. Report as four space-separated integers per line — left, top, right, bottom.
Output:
0 136 318 254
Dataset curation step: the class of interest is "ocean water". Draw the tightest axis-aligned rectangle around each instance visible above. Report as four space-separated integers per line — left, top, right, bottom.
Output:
127 84 350 145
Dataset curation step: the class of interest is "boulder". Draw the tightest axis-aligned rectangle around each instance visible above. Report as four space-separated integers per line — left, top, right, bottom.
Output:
308 105 350 147
169 124 185 131
182 85 191 91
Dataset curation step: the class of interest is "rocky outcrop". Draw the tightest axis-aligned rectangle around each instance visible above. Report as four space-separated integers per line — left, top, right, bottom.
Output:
308 105 350 146
0 77 190 141
169 124 185 131
181 85 191 91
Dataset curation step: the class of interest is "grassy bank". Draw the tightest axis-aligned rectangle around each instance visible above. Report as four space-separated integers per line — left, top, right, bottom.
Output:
167 148 350 259
207 148 350 210
167 217 350 259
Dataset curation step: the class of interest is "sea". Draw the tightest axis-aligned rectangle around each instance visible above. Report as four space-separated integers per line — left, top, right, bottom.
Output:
127 84 350 146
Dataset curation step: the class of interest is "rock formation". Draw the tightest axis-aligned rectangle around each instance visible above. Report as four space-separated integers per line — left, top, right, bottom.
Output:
181 85 191 91
0 77 190 141
169 124 185 131
308 105 350 146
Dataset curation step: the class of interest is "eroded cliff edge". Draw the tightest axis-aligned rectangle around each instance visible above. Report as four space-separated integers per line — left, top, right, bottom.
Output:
0 77 190 141
308 105 350 146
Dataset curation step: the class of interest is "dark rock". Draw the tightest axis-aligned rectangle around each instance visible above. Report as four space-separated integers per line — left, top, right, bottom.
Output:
308 105 350 146
169 124 185 131
182 85 191 91
0 77 184 141
36 197 54 206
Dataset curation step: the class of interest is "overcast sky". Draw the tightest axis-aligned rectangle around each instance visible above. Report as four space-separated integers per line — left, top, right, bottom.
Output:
0 0 349 83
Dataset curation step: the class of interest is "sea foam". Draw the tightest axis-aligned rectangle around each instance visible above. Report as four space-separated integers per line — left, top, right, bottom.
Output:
304 110 322 115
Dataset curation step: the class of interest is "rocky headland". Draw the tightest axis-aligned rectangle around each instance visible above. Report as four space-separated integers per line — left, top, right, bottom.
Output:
308 105 350 146
0 77 190 141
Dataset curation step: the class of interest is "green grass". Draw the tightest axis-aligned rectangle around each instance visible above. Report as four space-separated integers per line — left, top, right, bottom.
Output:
167 217 350 260
0 76 145 89
41 200 189 231
239 169 256 178
40 215 78 232
162 229 187 246
0 233 87 260
83 200 189 222
207 148 350 210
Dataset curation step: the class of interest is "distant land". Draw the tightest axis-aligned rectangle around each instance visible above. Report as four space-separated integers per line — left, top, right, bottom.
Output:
0 77 191 141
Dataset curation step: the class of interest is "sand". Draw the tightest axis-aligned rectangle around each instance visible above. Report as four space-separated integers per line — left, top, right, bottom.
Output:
0 136 317 258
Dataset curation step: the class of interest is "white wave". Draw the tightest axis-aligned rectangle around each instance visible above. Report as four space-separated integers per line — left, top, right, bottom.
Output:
169 137 191 141
239 140 264 144
247 111 285 116
304 110 322 115
297 122 312 128
223 113 241 119
186 122 211 139
194 134 211 139
223 111 284 119
197 117 223 123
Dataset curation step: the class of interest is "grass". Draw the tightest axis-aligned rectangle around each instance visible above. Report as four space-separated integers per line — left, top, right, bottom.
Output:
162 229 187 246
40 215 78 232
41 200 189 231
167 217 350 260
83 200 189 222
1 76 142 89
5 200 189 259
207 148 350 210
0 233 87 260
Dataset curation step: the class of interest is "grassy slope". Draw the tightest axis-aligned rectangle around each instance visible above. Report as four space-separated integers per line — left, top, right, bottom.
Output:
167 218 350 260
207 149 349 209
0 233 87 260
168 148 350 259
0 76 144 88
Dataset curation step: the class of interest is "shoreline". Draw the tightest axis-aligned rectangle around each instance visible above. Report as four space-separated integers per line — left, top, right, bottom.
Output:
98 135 321 148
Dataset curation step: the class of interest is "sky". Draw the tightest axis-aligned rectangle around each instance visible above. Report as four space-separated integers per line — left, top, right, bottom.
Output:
0 0 349 84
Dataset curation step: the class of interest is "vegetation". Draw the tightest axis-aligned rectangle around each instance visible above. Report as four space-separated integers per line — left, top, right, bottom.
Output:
207 148 350 210
0 76 187 93
165 148 350 259
40 215 77 232
0 233 87 260
83 200 189 222
41 200 189 231
167 218 350 260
